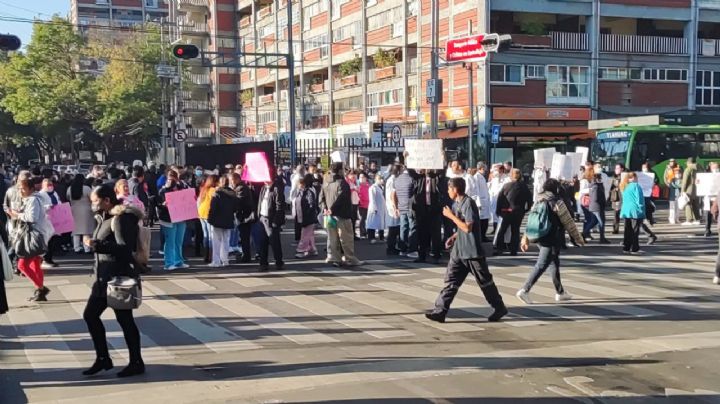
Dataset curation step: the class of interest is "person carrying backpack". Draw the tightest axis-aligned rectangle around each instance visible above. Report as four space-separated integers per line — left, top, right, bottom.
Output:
516 178 584 305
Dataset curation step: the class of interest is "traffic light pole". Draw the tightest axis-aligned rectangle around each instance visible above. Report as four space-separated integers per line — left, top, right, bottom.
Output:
467 21 474 168
429 0 440 139
286 0 298 166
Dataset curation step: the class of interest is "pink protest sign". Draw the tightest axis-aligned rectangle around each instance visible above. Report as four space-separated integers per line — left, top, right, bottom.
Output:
241 152 271 183
165 188 199 223
47 202 75 235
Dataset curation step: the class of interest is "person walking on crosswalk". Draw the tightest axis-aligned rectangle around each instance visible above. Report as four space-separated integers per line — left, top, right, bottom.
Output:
425 177 508 323
517 178 585 305
83 184 144 377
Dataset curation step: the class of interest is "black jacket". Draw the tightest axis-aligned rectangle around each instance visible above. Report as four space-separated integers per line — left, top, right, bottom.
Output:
300 187 319 227
234 183 256 224
208 187 239 229
319 175 352 219
256 180 286 226
92 204 142 285
497 181 532 216
128 177 149 206
156 181 187 222
414 174 443 215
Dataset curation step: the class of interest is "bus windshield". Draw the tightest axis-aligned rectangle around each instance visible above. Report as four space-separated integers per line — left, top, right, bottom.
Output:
591 138 629 171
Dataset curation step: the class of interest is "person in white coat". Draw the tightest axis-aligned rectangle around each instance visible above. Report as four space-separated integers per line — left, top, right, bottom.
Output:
488 164 509 232
532 166 548 202
37 179 63 269
67 174 94 254
474 163 492 242
366 174 387 244
385 169 401 254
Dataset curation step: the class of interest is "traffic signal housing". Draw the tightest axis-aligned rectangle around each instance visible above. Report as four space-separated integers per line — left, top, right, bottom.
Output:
172 44 199 60
0 34 21 51
481 34 512 53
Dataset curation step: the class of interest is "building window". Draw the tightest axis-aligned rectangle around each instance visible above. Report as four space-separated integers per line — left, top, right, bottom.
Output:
331 0 349 20
696 70 720 106
642 68 687 82
334 96 363 122
144 0 158 8
367 88 403 117
306 34 329 59
546 65 590 105
525 65 545 79
303 0 329 29
367 7 403 31
599 67 642 81
490 64 524 85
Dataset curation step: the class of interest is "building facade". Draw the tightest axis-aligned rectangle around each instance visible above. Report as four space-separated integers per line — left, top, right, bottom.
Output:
70 0 169 32
174 0 720 165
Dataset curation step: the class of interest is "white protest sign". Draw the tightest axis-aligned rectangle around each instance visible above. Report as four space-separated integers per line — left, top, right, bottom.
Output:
566 152 584 176
404 139 444 169
550 153 574 180
533 147 555 169
636 171 655 197
575 146 589 165
697 173 720 196
330 150 346 163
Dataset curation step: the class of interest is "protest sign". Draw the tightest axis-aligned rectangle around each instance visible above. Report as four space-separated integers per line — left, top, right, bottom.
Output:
575 146 589 165
636 171 656 197
330 150 346 163
566 152 584 175
533 148 555 169
404 139 444 169
550 153 574 180
241 152 271 183
697 173 720 196
47 202 74 235
165 188 199 223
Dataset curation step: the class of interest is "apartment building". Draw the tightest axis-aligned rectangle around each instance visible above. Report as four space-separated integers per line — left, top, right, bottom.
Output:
70 0 168 33
175 0 720 164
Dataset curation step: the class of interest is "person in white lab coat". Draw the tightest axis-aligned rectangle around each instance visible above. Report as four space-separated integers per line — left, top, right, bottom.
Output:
532 166 548 202
474 163 492 242
366 174 387 244
488 164 509 232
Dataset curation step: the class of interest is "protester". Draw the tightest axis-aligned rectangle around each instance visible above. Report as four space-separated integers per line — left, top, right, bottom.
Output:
346 170 361 239
394 165 418 257
473 163 493 242
358 172 370 239
197 175 219 263
385 166 401 255
8 179 53 301
704 162 719 237
295 174 319 258
667 167 682 225
230 173 255 263
494 168 531 256
68 174 95 254
257 172 286 271
82 184 144 378
425 177 508 323
681 157 700 225
578 166 594 241
290 165 306 244
414 170 443 264
517 178 585 305
157 170 189 271
609 164 625 234
206 176 238 267
38 179 62 268
586 173 610 244
488 164 508 232
620 172 646 254
711 194 720 285
640 163 658 245
127 166 149 220
320 162 363 267
114 179 145 211
366 173 386 244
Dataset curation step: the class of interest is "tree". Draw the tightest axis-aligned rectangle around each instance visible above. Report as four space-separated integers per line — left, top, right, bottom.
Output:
0 17 95 158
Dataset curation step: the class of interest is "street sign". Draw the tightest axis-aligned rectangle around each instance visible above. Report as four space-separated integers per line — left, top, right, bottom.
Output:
426 79 443 104
446 34 487 63
491 124 501 144
155 63 177 78
391 125 402 143
174 129 187 142
373 122 399 134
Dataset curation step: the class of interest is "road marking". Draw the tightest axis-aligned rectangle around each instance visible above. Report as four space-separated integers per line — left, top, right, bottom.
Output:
225 276 273 288
168 278 217 292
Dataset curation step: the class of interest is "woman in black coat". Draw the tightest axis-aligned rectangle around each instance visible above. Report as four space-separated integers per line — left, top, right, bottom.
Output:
83 184 144 378
585 174 610 244
295 174 319 258
207 176 239 267
230 173 255 263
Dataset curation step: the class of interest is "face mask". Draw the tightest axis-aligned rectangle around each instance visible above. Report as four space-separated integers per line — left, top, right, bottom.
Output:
91 203 102 213
195 170 203 177
46 187 54 193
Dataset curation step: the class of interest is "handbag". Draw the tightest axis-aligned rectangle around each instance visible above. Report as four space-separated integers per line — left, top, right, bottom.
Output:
677 193 690 210
107 276 142 310
651 184 661 199
1 240 13 282
12 220 47 258
581 194 590 208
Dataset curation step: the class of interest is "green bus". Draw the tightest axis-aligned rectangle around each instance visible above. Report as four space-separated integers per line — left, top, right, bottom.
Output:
591 124 720 182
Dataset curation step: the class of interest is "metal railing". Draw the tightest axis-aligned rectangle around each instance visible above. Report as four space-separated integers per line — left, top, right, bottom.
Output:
551 31 589 51
188 128 213 138
600 33 687 54
697 38 720 56
180 21 208 34
182 100 211 111
178 0 208 8
188 73 210 85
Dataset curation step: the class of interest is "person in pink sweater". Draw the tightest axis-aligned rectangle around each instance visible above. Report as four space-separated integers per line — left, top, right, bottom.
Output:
358 172 371 238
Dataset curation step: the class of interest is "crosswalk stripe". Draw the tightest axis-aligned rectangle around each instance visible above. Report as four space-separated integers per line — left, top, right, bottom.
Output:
564 271 705 299
57 284 175 362
265 291 413 339
142 281 261 353
333 287 485 333
207 296 339 345
224 275 273 288
2 304 83 372
372 281 548 327
168 278 217 292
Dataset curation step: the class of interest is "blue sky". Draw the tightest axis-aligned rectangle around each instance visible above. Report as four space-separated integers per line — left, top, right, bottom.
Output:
0 0 70 48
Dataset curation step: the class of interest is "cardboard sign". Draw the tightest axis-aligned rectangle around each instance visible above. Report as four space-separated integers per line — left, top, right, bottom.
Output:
550 153 574 180
165 188 199 223
636 172 656 197
241 152 271 183
575 146 589 166
566 152 584 176
697 173 720 196
404 139 444 169
533 147 555 169
47 202 74 235
330 150 346 163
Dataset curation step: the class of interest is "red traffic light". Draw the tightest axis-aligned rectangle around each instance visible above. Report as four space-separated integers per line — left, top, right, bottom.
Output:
172 44 199 60
0 34 21 51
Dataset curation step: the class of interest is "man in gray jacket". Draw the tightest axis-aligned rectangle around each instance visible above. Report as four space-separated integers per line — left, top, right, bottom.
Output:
319 162 363 267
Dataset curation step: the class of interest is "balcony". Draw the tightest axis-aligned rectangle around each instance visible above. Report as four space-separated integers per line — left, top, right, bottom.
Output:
550 31 688 54
178 0 208 11
182 100 211 114
188 128 213 138
239 15 252 29
550 32 589 51
309 82 326 93
259 93 275 104
335 74 360 89
179 21 208 36
698 38 720 56
188 73 210 86
369 61 403 82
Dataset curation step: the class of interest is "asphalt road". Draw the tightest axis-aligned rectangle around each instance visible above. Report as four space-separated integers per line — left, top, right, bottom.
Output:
1 212 719 404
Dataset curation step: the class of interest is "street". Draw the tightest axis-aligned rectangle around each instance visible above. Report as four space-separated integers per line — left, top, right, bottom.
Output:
1 216 720 403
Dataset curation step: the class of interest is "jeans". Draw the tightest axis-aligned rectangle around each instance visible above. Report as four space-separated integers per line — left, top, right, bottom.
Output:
359 207 368 237
211 227 231 265
229 228 239 250
161 222 187 268
433 256 504 312
199 219 213 249
399 212 418 253
623 218 642 252
386 226 400 254
84 282 142 363
583 210 606 239
612 209 621 234
73 235 91 253
522 245 564 294
706 210 714 234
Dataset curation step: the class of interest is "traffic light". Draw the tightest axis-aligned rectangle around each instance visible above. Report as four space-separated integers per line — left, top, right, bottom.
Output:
172 44 199 60
481 34 512 53
0 34 21 51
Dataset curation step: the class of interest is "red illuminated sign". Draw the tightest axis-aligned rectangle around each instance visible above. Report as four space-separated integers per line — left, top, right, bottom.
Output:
446 34 487 63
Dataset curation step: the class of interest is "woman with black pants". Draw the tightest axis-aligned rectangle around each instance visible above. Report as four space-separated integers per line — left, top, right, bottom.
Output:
82 184 144 378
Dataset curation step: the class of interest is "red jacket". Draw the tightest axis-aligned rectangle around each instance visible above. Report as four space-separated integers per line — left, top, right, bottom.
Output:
358 182 370 209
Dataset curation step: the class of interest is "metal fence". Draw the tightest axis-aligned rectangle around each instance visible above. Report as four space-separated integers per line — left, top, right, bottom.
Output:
275 136 407 168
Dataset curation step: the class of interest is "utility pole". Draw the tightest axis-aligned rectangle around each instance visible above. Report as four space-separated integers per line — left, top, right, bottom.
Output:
429 0 440 139
467 20 474 168
287 0 298 166
160 16 168 165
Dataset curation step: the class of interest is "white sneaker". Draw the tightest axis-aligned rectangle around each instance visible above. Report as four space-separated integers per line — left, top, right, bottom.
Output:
158 250 165 255
208 262 222 268
515 289 532 305
407 252 419 259
370 239 378 245
164 265 178 271
681 222 692 226
713 276 719 285
179 263 190 269
555 292 573 302
398 252 407 257
692 221 701 226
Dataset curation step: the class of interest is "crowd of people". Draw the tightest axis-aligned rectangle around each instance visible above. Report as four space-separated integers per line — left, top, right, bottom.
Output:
1 153 720 378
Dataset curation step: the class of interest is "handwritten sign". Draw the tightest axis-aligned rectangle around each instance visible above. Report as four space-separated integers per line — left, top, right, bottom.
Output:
533 148 555 169
566 152 584 176
165 188 199 223
697 173 720 196
575 146 589 166
550 153 574 180
404 139 444 169
636 172 656 197
241 152 271 183
47 202 74 235
330 150 346 163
